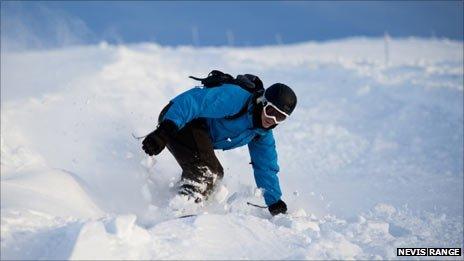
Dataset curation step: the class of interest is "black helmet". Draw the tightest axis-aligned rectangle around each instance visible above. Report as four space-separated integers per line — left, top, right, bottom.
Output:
264 83 297 115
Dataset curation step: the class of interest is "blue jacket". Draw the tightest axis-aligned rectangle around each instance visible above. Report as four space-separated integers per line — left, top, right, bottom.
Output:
162 84 282 205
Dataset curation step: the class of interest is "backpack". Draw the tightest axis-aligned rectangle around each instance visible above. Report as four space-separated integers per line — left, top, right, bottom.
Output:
189 70 265 120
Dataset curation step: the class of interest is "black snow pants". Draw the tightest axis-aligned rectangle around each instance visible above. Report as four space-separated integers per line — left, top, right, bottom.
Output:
158 103 224 201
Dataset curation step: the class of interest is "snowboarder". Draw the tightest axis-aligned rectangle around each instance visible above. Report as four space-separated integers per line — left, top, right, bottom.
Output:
141 71 297 216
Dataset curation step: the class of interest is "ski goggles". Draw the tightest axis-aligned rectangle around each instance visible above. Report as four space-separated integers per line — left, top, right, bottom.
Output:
263 101 289 124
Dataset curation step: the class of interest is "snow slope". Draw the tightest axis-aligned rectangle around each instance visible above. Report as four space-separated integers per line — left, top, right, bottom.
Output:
1 37 463 259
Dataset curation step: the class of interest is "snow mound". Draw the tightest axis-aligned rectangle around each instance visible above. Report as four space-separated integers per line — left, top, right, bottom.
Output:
2 170 102 218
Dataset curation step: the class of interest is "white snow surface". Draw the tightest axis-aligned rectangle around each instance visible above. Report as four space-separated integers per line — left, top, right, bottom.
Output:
1 37 463 260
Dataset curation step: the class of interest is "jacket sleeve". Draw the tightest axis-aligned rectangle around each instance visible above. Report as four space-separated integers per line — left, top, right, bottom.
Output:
247 131 282 206
161 84 250 129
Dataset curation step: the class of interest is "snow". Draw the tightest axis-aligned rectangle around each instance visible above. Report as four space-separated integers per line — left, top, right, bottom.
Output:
1 37 463 259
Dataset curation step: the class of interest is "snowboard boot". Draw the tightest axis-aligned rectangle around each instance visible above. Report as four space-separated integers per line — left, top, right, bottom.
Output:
178 165 222 203
178 179 204 203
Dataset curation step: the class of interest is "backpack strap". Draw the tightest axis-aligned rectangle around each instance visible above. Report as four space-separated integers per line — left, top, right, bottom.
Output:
224 88 265 120
224 97 252 120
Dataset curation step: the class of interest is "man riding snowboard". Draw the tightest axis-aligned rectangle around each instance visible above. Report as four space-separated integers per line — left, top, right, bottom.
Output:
142 71 297 216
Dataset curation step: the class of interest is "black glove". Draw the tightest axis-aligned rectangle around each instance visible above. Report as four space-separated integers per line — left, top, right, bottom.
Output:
142 120 178 156
268 200 287 216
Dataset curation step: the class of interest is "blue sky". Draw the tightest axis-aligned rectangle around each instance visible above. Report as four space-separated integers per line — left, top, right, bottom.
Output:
1 1 463 49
